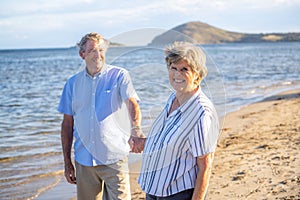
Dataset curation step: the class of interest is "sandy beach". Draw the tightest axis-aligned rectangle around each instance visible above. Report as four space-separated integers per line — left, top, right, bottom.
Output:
39 89 300 199
207 89 300 199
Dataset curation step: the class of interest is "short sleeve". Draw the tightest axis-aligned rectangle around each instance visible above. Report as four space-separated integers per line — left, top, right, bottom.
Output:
190 112 219 157
119 70 140 102
57 79 73 115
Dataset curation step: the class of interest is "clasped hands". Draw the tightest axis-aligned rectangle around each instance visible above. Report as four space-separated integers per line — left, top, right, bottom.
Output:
129 127 146 153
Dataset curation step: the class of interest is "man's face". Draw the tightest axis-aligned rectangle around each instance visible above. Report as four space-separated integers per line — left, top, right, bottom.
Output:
80 39 105 74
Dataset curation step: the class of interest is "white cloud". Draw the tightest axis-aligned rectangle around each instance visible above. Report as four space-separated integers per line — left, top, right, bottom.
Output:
160 0 300 12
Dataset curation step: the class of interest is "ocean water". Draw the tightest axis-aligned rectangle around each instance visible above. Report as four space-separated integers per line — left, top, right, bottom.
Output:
0 42 300 199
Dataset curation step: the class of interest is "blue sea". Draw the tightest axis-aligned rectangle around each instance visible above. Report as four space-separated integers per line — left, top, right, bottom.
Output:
0 42 300 199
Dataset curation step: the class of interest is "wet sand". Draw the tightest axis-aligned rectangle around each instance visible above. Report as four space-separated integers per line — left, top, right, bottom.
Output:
38 89 300 199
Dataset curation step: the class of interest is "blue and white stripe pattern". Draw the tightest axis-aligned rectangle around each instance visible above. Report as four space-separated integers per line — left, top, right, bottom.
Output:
138 88 219 197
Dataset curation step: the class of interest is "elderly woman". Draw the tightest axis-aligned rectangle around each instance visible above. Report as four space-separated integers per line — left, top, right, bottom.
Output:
138 42 219 200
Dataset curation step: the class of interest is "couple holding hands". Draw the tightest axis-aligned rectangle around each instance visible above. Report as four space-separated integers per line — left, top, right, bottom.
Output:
58 32 219 200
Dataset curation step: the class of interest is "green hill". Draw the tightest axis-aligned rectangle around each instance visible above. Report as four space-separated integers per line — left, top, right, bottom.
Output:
149 21 300 46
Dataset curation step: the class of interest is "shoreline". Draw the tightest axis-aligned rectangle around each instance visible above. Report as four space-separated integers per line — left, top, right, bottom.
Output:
220 83 300 119
37 88 300 199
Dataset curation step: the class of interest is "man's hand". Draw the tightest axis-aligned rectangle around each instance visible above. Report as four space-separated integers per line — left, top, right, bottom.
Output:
129 128 146 153
129 136 146 153
125 97 145 153
64 162 76 184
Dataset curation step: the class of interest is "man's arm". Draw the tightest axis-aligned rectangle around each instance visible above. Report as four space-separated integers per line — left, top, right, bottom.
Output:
61 114 76 184
192 152 214 200
126 97 145 153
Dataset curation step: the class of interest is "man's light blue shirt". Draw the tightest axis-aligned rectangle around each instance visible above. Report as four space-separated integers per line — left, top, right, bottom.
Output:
58 64 140 166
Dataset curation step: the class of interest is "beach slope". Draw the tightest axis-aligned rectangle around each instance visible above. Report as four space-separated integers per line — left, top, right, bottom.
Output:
208 89 300 199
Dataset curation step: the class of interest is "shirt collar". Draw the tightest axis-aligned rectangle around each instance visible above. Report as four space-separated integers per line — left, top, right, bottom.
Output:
84 64 108 79
166 87 201 115
179 87 201 113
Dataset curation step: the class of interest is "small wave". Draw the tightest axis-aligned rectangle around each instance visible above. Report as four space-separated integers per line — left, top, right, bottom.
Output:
27 176 62 200
247 89 256 94
0 104 22 107
28 130 59 136
282 81 292 85
0 170 64 186
0 170 64 200
0 151 61 163
258 85 266 89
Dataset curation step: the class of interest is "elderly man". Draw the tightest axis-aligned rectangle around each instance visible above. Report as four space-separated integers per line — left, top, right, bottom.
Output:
58 32 145 200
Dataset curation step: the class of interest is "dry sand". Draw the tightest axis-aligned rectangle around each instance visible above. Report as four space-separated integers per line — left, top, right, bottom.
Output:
39 89 300 199
207 89 300 199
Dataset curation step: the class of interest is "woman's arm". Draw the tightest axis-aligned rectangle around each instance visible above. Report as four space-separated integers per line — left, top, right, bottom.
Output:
192 152 214 200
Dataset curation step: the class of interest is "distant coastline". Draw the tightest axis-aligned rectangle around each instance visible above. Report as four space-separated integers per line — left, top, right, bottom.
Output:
149 21 300 46
0 42 124 51
1 22 300 50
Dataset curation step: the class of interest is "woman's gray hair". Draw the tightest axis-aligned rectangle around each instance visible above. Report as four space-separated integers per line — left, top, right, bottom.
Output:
77 32 109 53
165 41 207 84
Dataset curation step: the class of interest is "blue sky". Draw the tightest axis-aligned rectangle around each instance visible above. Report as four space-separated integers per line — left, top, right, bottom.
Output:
0 0 299 49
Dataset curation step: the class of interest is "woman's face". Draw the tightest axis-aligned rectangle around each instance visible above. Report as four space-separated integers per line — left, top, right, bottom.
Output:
168 59 198 94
